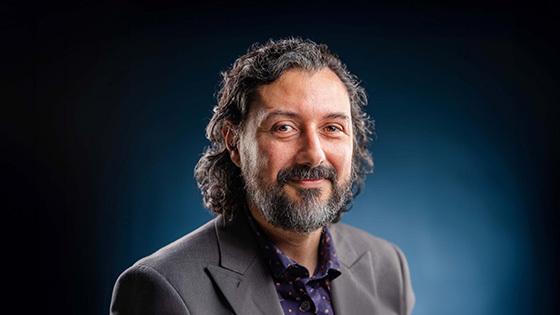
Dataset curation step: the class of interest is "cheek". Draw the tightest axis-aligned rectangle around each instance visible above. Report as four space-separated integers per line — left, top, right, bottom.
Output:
239 139 259 170
257 140 296 182
328 142 353 180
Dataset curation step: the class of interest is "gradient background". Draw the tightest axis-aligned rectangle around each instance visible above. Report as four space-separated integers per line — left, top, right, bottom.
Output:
14 1 559 314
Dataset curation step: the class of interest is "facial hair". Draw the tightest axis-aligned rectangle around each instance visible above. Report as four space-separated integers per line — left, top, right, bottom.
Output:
242 163 352 233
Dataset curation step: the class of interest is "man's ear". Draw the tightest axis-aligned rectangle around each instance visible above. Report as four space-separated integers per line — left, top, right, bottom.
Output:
222 122 241 167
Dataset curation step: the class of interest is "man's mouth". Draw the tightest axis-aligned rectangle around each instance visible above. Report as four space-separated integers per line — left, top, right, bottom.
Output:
289 177 327 187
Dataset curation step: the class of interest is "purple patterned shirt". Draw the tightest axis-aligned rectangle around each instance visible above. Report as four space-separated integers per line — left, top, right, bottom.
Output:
247 215 341 315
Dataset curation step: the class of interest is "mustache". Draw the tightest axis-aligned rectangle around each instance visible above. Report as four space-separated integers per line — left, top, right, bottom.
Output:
277 165 337 185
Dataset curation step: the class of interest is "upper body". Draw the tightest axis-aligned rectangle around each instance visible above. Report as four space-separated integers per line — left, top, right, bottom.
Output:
110 214 414 315
111 37 415 314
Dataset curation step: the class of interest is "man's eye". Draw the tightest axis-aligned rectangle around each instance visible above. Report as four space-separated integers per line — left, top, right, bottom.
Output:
272 124 296 133
324 125 342 133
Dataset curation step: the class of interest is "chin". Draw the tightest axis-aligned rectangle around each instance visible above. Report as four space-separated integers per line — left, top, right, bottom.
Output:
288 189 331 205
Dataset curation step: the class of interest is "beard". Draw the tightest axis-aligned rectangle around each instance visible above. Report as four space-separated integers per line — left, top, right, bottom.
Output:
242 163 352 234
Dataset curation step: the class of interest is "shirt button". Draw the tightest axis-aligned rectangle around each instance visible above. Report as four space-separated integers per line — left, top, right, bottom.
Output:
299 300 311 312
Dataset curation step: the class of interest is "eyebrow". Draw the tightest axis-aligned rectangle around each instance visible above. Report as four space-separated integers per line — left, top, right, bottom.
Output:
261 110 350 123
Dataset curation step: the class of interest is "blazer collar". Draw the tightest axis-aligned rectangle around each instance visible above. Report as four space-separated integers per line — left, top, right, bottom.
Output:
329 223 361 268
214 214 366 273
329 223 399 314
207 215 395 315
214 214 258 274
206 215 284 315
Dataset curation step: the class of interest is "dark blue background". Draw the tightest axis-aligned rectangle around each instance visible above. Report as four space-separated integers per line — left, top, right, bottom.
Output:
17 1 559 314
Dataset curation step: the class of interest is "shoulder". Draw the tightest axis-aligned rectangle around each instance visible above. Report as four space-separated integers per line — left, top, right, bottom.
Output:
133 217 220 274
330 222 409 284
110 217 222 314
110 263 191 314
331 222 415 315
112 218 220 297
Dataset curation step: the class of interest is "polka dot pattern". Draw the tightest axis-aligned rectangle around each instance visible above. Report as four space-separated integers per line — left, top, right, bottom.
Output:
247 214 341 315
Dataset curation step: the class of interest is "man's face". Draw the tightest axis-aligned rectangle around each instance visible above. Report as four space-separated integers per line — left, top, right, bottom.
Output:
237 68 354 233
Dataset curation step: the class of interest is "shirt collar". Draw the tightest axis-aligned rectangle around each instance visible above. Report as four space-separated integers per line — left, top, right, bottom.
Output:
246 213 341 281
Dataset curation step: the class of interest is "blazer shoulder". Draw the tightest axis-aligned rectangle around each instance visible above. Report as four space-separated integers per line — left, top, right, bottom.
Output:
111 264 191 314
111 217 233 314
133 217 220 277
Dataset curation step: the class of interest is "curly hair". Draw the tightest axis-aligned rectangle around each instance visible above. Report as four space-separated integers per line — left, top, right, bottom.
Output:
194 37 374 223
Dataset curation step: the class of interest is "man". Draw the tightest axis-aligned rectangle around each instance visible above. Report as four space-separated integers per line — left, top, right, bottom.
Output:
111 38 415 315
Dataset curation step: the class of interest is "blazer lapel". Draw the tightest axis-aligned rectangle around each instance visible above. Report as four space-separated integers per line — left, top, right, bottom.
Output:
330 224 398 315
206 215 284 315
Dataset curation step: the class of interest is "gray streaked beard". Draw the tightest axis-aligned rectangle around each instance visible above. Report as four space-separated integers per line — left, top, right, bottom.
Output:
242 164 352 233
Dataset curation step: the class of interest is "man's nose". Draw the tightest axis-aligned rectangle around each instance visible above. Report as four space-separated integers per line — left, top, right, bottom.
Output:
295 129 326 167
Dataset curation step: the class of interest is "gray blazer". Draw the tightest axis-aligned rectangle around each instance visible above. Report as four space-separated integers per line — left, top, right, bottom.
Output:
110 215 415 315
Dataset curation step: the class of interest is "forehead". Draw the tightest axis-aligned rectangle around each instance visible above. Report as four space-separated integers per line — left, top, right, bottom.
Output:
249 68 351 122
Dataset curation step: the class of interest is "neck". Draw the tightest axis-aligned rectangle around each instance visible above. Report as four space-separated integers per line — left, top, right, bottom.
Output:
249 206 323 275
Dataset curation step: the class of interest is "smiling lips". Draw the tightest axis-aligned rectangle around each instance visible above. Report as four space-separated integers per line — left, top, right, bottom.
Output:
290 178 327 188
